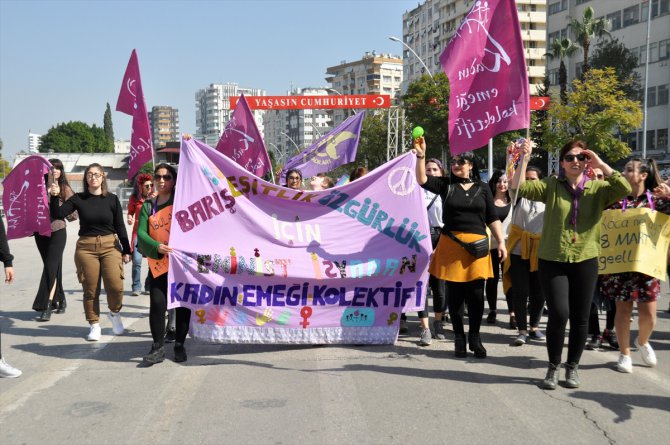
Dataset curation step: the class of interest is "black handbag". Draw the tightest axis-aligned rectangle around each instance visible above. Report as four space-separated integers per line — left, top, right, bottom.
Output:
445 231 489 259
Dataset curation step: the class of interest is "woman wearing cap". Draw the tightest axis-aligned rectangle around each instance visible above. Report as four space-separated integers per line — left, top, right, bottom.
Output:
513 140 630 389
414 137 507 359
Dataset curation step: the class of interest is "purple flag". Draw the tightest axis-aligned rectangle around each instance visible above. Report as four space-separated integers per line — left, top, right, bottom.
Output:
167 136 431 344
282 111 365 180
216 94 271 178
439 0 529 155
116 49 153 179
2 156 52 240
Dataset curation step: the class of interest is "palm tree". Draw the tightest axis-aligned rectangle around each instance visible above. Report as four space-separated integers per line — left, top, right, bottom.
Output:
568 6 611 76
545 38 578 104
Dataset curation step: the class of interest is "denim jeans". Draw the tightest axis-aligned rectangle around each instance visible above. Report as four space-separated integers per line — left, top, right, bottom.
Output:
131 239 143 293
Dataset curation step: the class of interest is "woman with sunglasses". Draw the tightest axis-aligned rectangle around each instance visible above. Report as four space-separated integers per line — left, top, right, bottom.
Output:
138 163 191 365
513 140 630 389
33 159 77 321
414 138 507 359
284 168 303 190
598 158 670 373
127 173 155 296
49 163 131 342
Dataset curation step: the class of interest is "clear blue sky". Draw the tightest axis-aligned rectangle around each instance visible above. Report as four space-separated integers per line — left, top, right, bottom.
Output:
0 0 413 160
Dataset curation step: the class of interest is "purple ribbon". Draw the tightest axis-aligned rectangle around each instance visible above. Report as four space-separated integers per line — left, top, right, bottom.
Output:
561 175 590 243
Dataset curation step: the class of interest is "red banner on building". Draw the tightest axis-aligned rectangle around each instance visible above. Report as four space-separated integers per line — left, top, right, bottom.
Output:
530 96 550 110
230 95 391 110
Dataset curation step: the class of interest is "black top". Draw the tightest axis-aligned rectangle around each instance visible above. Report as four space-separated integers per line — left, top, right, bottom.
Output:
50 192 131 254
0 218 13 267
422 176 497 236
494 202 511 222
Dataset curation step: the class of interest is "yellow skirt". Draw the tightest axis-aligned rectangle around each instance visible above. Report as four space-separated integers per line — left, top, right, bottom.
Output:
429 232 493 282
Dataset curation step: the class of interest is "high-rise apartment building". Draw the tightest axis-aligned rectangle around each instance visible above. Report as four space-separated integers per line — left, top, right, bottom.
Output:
325 51 403 124
399 0 547 94
148 106 180 148
28 132 41 153
195 83 265 147
263 87 333 165
546 0 669 157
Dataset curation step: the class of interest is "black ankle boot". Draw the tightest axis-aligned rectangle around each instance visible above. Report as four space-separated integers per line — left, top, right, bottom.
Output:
56 297 67 314
38 304 52 322
174 343 187 363
142 343 165 365
468 332 487 358
454 334 467 358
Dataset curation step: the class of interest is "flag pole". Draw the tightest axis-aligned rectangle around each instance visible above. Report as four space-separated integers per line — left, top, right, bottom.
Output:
487 138 493 180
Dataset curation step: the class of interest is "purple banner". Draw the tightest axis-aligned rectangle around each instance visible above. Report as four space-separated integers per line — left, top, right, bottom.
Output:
282 111 365 179
168 137 431 344
216 94 271 178
2 155 52 240
439 0 529 154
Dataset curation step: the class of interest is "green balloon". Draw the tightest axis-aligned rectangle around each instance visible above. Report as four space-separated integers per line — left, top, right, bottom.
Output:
412 126 424 139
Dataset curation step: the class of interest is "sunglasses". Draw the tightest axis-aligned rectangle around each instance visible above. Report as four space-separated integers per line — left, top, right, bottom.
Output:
154 174 173 181
143 184 153 189
450 158 468 166
563 154 587 162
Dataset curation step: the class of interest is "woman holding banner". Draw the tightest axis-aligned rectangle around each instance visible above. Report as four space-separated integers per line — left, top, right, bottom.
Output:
33 159 76 321
513 140 630 390
138 163 191 365
127 173 154 296
284 168 303 190
414 138 507 359
49 163 131 342
598 158 670 373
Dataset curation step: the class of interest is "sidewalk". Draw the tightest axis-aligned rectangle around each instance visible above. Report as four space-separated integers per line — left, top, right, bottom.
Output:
1 222 669 444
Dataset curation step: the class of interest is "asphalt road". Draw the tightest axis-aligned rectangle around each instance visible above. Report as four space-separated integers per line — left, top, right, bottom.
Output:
1 222 669 444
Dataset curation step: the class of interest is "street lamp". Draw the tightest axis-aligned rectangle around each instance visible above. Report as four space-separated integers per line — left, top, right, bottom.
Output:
389 36 435 82
280 131 301 157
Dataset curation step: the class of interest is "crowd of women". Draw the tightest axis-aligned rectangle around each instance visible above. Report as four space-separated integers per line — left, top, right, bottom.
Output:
0 139 667 384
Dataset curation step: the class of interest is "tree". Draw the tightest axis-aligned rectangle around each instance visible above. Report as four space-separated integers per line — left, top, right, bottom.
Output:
569 6 611 75
39 121 113 153
103 103 114 149
401 72 450 160
545 38 578 104
357 110 390 170
590 37 642 101
544 68 642 161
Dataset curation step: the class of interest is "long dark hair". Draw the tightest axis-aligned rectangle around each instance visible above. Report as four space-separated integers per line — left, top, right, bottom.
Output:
154 163 178 193
450 151 483 183
488 170 511 203
48 158 70 201
630 157 662 191
284 168 303 187
83 163 108 196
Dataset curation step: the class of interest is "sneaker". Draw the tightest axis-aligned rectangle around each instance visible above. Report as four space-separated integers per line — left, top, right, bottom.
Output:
107 312 124 335
0 357 22 378
585 335 602 350
541 363 560 390
142 290 150 295
635 338 657 367
486 310 497 324
142 343 165 365
419 328 432 346
602 329 619 350
615 354 633 373
564 362 580 388
432 319 446 340
513 334 527 346
164 328 176 343
86 323 101 341
529 330 546 340
399 319 409 334
131 291 140 296
174 343 187 363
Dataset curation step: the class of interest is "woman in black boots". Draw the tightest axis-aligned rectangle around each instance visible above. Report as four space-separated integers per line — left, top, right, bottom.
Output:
414 138 507 358
33 159 76 321
137 163 191 365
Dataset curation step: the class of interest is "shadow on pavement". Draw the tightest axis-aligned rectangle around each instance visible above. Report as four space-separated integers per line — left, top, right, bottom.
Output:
570 391 670 423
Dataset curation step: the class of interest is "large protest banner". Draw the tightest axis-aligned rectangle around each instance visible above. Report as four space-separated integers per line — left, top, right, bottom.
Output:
2 155 52 240
598 208 670 280
168 137 431 344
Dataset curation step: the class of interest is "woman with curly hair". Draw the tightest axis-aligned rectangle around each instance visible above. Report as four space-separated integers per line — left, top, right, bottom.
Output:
127 173 155 296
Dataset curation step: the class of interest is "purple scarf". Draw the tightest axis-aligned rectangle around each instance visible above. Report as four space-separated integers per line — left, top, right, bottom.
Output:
560 175 589 243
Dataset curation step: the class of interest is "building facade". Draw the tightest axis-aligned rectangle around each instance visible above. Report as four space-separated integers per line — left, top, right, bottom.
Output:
325 51 403 124
263 87 333 165
28 132 41 153
194 83 265 147
149 106 180 148
399 0 547 94
546 0 670 158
